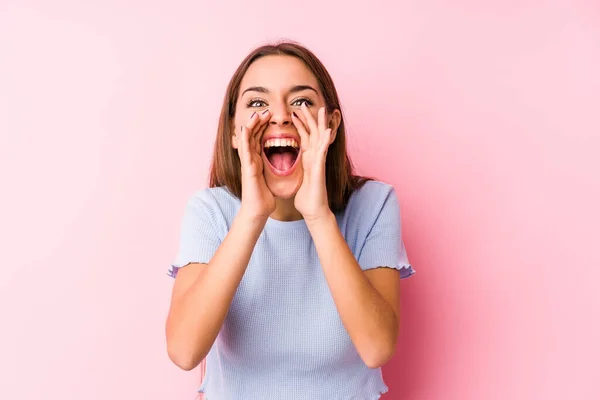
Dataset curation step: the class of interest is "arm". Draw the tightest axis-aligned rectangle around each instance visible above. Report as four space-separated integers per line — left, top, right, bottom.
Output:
165 212 265 371
306 212 400 369
166 110 273 371
291 104 407 368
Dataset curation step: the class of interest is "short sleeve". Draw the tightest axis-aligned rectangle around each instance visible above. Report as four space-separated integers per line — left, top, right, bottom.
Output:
357 187 415 279
167 191 222 279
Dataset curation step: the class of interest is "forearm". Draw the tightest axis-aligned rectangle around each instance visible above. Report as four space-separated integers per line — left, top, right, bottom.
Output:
167 212 266 370
306 212 398 368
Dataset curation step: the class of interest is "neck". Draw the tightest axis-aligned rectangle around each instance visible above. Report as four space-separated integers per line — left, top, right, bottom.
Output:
270 197 303 221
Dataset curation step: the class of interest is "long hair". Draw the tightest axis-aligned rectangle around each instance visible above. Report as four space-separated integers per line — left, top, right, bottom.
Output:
209 41 371 213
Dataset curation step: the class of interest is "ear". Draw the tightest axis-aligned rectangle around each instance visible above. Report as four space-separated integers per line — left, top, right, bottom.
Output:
328 109 342 145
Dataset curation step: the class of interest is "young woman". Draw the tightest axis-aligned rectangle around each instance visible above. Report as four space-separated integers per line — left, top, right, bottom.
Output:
165 41 415 400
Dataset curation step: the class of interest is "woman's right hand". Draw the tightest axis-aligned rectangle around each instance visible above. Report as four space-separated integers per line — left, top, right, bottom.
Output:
236 110 275 222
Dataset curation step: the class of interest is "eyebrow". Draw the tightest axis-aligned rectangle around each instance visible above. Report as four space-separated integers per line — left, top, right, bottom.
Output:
240 85 318 97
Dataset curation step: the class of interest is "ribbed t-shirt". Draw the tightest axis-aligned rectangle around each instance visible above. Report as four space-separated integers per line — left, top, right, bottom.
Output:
168 180 415 400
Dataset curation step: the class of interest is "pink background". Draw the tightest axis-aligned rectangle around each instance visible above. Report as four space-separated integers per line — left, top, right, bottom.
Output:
1 1 599 399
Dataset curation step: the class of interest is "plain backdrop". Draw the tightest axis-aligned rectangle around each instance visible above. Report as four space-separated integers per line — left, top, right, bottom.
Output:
1 1 599 399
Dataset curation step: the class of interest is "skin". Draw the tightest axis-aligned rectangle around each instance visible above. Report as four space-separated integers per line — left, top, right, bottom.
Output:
231 54 341 222
166 55 402 372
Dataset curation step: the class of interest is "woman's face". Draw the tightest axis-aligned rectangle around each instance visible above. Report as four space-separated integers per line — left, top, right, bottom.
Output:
233 55 340 200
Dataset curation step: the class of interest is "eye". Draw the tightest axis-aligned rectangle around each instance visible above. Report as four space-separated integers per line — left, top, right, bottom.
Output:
291 98 314 107
247 98 267 108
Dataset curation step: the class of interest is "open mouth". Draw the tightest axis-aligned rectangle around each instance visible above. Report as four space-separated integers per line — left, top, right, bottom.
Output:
263 138 300 174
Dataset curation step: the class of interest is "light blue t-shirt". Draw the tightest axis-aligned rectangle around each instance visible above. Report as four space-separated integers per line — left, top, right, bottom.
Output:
168 180 415 400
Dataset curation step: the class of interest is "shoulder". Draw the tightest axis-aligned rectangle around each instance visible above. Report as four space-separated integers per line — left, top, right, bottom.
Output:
347 180 398 211
188 185 237 203
340 180 401 231
184 186 241 219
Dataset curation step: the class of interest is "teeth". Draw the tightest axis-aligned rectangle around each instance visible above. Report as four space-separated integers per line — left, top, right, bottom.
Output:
264 138 299 148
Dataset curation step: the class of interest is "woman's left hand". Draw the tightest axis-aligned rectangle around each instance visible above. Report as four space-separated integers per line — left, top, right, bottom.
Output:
292 103 334 222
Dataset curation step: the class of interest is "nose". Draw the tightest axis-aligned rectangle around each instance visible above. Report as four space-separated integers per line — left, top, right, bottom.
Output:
268 101 292 127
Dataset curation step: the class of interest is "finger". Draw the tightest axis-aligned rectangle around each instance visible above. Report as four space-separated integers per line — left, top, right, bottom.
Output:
317 106 327 134
251 109 270 140
300 102 319 141
243 126 255 168
238 125 245 151
245 111 260 132
319 128 332 153
292 106 309 132
242 110 269 155
292 111 310 150
237 125 248 167
254 120 268 154
252 113 270 154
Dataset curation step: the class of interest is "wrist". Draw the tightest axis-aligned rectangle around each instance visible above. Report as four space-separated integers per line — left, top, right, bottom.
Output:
304 210 336 229
235 209 268 231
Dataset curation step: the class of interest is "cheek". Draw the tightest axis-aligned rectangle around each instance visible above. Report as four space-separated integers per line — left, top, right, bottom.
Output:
233 110 252 131
308 106 324 123
231 114 243 142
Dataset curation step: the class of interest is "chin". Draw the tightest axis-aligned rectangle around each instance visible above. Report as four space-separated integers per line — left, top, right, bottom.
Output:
265 173 302 199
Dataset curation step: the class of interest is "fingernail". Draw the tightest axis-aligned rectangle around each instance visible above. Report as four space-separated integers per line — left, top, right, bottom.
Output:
240 125 243 132
251 112 256 118
292 112 298 118
261 109 269 115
